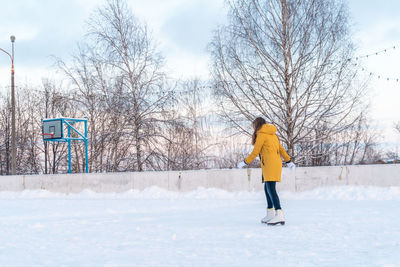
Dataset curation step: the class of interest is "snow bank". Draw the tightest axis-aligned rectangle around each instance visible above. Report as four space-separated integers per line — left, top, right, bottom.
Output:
1 185 400 200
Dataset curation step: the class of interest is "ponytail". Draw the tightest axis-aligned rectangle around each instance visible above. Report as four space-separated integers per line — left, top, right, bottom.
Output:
252 117 266 145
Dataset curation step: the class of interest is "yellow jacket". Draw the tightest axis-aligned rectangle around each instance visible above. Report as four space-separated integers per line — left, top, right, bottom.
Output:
244 124 290 182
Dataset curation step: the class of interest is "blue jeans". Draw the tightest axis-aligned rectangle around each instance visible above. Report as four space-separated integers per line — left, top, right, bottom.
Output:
264 181 281 210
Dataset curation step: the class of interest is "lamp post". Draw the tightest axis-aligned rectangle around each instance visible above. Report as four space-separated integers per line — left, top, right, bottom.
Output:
0 36 16 175
10 36 16 175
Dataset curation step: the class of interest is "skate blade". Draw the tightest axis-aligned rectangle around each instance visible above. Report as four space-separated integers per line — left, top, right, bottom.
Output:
267 221 285 226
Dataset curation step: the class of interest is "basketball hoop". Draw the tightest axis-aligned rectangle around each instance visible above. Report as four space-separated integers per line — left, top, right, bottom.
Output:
43 133 54 138
42 117 89 173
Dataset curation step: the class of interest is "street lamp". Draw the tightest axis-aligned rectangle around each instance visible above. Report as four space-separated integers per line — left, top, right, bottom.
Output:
0 36 16 175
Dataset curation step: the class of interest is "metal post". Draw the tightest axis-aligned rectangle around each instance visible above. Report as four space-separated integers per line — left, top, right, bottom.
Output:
84 118 88 173
10 36 16 175
1 36 16 175
67 120 71 173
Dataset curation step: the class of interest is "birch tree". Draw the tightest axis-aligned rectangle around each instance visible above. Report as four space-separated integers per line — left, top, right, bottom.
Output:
87 0 171 171
56 0 170 172
210 0 366 163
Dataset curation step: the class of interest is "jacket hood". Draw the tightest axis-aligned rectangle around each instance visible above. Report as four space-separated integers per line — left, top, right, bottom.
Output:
258 124 277 135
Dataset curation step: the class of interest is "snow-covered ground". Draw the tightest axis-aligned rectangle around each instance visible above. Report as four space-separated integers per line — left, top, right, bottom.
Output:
0 186 399 267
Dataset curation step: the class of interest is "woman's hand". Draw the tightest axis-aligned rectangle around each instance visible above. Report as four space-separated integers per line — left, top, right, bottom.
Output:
286 161 296 171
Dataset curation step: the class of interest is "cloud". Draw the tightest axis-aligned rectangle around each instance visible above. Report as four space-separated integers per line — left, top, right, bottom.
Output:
0 0 102 69
0 25 39 43
160 0 226 55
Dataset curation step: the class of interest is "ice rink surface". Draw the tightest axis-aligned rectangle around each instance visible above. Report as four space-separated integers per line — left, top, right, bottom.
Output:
0 186 399 266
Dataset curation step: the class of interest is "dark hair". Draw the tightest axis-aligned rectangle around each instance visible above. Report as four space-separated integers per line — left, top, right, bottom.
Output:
252 117 266 145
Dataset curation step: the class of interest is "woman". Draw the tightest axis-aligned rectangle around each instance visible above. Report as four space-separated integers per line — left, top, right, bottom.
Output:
237 117 295 225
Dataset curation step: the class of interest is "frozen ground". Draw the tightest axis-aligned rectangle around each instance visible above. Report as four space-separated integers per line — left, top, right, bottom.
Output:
0 186 399 267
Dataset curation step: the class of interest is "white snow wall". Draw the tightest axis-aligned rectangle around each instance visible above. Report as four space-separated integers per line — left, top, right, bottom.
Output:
0 164 399 193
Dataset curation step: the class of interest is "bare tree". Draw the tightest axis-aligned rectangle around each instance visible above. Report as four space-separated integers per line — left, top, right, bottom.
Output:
161 119 197 170
395 122 400 134
56 45 113 173
210 0 367 163
55 0 171 172
149 79 216 170
0 92 11 174
37 79 76 174
0 81 73 175
209 136 254 169
298 112 381 165
85 0 170 171
382 121 400 163
177 79 215 169
1 85 46 174
14 85 42 174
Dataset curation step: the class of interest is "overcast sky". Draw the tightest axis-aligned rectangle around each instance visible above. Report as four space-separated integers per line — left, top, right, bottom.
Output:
0 0 399 145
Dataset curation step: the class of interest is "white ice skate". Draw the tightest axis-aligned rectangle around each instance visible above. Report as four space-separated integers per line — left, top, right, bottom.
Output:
267 209 285 225
261 208 275 224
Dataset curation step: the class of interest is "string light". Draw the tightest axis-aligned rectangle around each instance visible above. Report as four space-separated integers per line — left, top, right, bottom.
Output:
355 45 397 60
210 45 400 86
335 45 397 64
361 68 400 82
331 48 400 83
